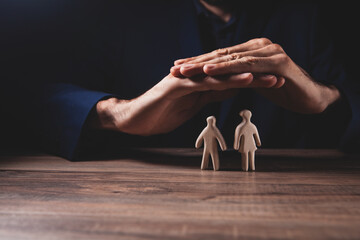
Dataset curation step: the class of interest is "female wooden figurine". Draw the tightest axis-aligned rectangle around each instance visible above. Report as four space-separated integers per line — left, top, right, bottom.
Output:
234 110 261 171
196 116 227 171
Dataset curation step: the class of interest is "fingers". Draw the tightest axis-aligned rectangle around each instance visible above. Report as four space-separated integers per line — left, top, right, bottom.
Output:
172 44 285 78
203 54 290 76
167 71 284 103
174 49 229 66
174 38 273 65
171 38 288 95
182 72 283 94
184 73 254 92
252 74 285 88
171 55 231 77
273 76 286 88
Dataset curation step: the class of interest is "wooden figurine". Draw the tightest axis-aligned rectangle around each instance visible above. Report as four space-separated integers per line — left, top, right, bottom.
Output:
234 110 261 171
195 116 227 171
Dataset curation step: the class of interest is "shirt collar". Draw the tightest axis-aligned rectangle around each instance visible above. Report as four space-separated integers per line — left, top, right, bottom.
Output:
192 0 238 28
193 0 210 17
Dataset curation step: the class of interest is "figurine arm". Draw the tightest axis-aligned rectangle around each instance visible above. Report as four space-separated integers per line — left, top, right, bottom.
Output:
233 125 241 150
195 130 205 149
215 128 227 151
239 135 244 149
254 128 261 147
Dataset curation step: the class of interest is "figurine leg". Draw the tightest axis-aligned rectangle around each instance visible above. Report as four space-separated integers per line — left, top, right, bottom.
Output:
201 148 210 170
241 152 249 171
249 151 255 171
211 150 220 171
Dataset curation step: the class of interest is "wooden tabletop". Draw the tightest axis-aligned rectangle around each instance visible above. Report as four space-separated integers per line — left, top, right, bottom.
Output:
1 148 360 240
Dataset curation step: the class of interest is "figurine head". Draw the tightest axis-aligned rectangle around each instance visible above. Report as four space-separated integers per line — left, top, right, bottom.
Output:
239 109 252 121
206 116 216 126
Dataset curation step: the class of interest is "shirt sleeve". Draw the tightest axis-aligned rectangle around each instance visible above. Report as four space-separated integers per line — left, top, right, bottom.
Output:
306 6 360 152
336 77 360 152
33 83 113 160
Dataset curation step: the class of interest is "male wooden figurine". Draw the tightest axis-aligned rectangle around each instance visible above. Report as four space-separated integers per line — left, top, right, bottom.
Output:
234 110 261 171
196 116 227 171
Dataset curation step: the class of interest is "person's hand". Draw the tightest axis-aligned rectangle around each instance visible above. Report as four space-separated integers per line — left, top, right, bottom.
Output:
91 72 258 135
171 38 341 114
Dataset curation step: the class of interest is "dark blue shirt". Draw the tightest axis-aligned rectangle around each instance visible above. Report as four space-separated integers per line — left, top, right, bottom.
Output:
2 1 358 159
191 1 352 150
193 0 239 52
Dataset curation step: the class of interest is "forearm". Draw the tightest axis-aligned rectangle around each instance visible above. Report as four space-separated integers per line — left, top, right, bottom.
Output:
172 38 343 114
89 94 166 136
287 62 341 113
87 78 187 136
253 59 342 114
88 73 256 136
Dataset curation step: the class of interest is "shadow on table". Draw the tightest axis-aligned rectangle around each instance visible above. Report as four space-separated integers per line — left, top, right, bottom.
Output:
78 148 360 172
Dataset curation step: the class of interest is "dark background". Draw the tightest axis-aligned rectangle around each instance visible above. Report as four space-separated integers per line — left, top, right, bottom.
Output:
0 1 358 153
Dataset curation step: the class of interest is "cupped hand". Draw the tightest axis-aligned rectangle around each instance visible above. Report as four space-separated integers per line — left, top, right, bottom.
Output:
171 38 285 89
171 38 341 114
94 72 258 135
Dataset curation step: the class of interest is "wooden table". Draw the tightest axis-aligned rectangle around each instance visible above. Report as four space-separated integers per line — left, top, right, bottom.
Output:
1 148 360 240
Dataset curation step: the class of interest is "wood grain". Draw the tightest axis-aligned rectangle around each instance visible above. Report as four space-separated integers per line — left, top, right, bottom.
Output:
0 149 360 240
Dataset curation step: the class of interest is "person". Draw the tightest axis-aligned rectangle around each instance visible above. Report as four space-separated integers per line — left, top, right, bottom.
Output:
196 116 227 170
234 110 261 171
3 0 358 160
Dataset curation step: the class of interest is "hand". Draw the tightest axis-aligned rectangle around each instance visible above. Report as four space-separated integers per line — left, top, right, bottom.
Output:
91 72 258 135
171 38 341 114
171 38 285 88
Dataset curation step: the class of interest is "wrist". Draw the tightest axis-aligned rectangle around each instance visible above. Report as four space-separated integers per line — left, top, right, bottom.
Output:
320 84 341 112
95 97 129 131
286 62 341 114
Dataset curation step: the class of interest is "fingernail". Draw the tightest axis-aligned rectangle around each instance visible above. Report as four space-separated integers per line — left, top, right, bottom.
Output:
171 65 180 71
181 64 194 70
263 74 275 79
174 59 185 65
204 64 216 70
239 72 252 78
